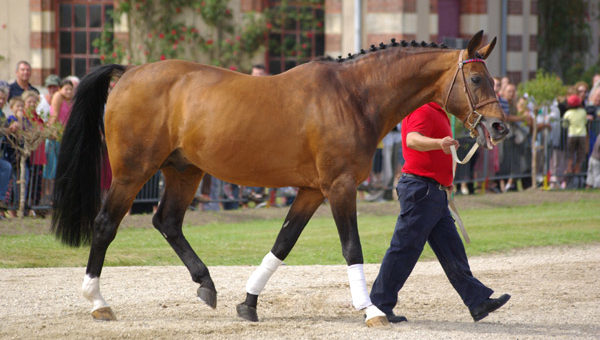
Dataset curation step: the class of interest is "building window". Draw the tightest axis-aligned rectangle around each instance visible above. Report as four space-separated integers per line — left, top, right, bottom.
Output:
265 1 324 74
56 0 114 78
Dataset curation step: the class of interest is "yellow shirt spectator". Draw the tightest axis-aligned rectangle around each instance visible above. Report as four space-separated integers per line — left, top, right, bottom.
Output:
563 107 587 137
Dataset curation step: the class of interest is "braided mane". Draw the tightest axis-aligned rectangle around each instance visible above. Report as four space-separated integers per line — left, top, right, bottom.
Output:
315 38 450 63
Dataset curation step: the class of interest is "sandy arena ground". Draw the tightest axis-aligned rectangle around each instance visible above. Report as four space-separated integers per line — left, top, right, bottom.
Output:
1 243 599 339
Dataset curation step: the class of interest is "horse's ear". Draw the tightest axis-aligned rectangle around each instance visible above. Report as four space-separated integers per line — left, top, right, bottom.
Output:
477 37 497 59
466 30 484 58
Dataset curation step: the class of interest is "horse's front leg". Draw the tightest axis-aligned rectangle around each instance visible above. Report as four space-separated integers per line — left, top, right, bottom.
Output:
328 174 389 327
237 188 324 322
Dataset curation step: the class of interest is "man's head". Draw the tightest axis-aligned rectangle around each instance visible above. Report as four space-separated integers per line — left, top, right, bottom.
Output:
251 64 267 76
15 61 32 84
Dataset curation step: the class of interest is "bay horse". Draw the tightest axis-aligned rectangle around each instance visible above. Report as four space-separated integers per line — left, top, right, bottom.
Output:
52 30 508 327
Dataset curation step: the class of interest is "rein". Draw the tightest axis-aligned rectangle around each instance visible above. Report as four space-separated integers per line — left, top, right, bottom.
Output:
441 51 500 244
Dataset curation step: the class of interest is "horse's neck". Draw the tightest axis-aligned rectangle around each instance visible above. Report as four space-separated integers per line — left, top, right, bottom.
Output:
339 49 458 141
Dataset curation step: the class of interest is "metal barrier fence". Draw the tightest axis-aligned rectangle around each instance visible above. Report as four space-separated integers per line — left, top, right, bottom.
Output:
3 118 599 214
454 119 600 191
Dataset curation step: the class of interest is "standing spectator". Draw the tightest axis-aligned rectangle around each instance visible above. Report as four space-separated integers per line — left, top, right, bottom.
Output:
8 61 39 101
43 79 74 204
586 133 600 188
369 102 510 323
36 74 61 122
5 97 26 216
499 84 529 191
0 86 12 211
22 91 46 213
563 94 590 187
0 85 8 118
574 81 589 107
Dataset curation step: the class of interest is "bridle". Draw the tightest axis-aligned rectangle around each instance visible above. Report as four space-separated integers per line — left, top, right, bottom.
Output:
443 51 498 138
441 51 500 245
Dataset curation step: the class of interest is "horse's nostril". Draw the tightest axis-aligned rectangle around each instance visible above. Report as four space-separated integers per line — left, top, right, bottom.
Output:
492 122 507 134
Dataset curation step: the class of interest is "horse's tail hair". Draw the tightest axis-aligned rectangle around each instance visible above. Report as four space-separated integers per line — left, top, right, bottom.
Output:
51 64 127 247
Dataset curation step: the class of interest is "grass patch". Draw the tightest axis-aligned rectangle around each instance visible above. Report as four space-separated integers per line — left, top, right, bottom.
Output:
0 199 598 268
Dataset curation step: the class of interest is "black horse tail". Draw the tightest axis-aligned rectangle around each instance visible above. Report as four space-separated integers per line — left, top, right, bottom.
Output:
51 64 127 247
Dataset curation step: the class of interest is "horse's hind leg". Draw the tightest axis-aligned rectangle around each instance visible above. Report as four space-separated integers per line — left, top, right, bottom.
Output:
152 167 217 308
237 188 324 322
84 180 144 320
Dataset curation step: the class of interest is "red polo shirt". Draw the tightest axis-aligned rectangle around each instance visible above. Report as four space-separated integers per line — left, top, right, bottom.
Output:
401 103 453 186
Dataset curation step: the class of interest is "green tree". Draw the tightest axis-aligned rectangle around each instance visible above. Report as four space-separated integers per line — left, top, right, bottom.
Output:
537 0 592 84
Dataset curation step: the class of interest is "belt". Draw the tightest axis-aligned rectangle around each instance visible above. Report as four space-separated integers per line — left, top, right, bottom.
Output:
402 173 448 190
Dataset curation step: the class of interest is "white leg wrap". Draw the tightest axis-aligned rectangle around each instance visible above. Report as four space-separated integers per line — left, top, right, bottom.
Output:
245 252 282 295
82 274 109 311
365 304 386 320
347 264 373 310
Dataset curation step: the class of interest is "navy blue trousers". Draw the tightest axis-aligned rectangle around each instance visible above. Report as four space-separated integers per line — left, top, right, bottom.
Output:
370 176 493 315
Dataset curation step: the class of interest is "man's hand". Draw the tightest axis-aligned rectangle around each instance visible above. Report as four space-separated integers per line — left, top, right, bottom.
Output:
439 136 459 154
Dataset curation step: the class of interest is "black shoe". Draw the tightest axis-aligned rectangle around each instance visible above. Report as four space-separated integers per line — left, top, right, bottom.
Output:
386 313 408 323
470 294 511 322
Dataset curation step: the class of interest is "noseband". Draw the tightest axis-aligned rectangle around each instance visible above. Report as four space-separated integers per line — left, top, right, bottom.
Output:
443 52 498 138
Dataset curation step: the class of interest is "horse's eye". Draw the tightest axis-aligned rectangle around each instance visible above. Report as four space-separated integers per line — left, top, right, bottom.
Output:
471 76 481 84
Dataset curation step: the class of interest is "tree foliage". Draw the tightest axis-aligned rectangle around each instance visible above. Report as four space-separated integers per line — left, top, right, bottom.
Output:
93 0 323 73
537 0 593 84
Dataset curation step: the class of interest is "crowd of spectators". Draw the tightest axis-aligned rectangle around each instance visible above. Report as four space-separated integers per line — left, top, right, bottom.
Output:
360 72 600 200
1 60 599 217
0 60 77 218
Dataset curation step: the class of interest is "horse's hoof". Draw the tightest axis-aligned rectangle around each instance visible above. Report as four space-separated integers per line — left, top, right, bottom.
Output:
236 303 259 322
197 286 217 309
91 306 117 321
365 315 389 328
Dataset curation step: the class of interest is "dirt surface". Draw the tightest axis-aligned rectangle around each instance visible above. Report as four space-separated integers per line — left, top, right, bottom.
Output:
1 190 599 339
1 243 599 339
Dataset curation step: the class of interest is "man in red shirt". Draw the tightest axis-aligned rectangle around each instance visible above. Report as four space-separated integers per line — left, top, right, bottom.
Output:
369 103 510 323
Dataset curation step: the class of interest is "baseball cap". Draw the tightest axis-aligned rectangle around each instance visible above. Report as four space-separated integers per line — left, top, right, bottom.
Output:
44 74 61 87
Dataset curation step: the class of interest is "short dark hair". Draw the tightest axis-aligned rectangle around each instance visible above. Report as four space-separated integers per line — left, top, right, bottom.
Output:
252 64 265 70
60 79 73 88
15 60 31 71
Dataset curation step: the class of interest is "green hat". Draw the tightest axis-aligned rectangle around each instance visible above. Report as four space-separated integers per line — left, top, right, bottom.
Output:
44 74 61 87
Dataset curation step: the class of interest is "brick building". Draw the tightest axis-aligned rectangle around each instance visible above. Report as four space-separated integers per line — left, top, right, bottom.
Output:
325 0 539 84
0 0 595 87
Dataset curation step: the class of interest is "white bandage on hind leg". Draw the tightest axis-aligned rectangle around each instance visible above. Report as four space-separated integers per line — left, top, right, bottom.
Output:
246 252 283 295
347 264 373 310
82 274 109 311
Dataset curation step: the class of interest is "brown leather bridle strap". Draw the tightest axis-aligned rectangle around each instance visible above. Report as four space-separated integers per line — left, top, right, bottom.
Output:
443 50 498 138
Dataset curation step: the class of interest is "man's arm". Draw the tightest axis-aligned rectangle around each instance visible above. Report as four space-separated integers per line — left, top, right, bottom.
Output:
406 132 459 154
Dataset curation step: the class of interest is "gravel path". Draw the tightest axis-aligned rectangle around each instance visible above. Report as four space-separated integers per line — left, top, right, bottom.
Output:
1 244 599 339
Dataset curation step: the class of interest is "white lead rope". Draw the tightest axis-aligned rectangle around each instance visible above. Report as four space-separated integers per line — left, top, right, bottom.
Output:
447 143 479 244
